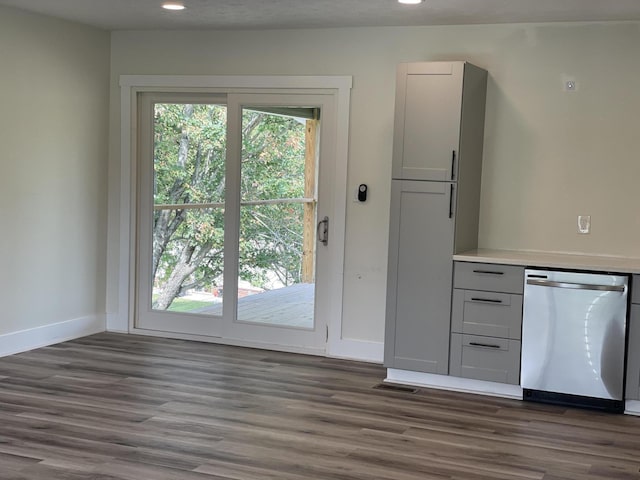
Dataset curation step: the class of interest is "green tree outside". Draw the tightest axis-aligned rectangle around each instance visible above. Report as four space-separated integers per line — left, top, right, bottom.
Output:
152 103 309 310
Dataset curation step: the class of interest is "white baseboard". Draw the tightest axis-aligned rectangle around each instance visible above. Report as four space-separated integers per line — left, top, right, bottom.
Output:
328 338 384 363
0 315 106 358
386 368 523 400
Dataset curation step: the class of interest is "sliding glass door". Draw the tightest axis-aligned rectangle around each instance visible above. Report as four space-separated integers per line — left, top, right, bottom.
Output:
135 92 336 353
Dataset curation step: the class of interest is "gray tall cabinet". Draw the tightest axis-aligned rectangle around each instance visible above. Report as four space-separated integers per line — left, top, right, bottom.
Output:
384 61 488 374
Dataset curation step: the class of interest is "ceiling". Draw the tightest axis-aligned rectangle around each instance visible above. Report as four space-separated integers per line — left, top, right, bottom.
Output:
1 0 639 31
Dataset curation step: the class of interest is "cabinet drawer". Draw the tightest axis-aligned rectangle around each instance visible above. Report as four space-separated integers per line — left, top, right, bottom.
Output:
449 333 521 385
454 262 524 294
632 275 640 305
451 289 522 339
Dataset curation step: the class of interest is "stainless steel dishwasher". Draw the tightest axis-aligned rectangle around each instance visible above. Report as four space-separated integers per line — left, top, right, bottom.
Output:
521 269 628 412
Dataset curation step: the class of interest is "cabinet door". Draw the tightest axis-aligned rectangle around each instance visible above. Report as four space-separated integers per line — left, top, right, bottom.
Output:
392 62 464 181
626 304 640 400
385 180 455 374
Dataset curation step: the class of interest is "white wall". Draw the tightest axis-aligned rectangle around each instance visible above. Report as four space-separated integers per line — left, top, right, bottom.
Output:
108 21 640 347
0 6 110 340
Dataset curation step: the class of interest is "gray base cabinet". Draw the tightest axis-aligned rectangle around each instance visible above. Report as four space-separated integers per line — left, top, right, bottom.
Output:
626 276 640 399
449 262 524 385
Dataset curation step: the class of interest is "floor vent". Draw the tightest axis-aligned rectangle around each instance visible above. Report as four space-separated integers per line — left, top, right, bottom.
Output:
373 383 419 394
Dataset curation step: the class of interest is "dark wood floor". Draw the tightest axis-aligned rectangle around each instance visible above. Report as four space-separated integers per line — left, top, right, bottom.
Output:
0 334 639 479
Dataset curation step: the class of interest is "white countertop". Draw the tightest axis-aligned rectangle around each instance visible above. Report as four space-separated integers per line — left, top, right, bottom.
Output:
453 249 640 274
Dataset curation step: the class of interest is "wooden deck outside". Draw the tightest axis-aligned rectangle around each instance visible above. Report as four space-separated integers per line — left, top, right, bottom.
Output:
195 283 315 329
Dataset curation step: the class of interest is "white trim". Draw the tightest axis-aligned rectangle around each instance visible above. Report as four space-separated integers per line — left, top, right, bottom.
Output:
128 326 325 357
386 368 524 400
106 314 128 333
328 77 354 360
111 75 357 358
109 78 134 333
119 75 352 91
328 338 384 363
625 400 640 416
0 315 105 358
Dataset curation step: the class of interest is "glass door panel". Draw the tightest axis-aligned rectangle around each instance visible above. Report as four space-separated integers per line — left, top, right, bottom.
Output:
237 108 317 329
136 94 228 336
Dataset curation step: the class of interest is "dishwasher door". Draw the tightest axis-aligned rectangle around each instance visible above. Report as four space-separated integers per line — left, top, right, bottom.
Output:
521 269 628 406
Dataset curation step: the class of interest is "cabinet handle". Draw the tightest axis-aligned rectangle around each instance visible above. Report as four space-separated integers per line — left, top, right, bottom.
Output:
469 342 501 349
451 150 456 180
470 297 503 304
449 185 455 219
472 270 504 275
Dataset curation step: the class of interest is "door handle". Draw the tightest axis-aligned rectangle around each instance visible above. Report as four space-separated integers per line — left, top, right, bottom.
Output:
317 216 329 246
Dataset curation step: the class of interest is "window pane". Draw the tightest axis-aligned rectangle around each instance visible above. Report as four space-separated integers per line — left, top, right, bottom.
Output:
237 203 313 328
150 102 227 315
236 107 317 329
152 208 225 314
154 103 227 206
240 108 306 202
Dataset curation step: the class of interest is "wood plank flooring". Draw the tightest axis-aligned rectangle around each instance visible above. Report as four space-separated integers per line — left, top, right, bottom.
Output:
0 333 639 479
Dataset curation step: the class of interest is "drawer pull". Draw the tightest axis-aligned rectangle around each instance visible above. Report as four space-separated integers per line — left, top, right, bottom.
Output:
470 297 503 304
469 342 501 349
472 270 504 275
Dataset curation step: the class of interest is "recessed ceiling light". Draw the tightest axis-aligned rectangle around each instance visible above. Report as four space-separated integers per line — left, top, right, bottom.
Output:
162 2 185 10
398 0 423 4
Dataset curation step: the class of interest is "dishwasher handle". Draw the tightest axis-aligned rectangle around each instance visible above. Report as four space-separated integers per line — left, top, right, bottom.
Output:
526 278 625 293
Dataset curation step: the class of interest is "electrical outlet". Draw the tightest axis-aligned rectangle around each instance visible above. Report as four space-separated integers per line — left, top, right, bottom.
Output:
578 215 591 234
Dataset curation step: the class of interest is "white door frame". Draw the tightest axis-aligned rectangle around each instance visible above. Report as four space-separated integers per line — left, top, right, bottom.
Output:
111 75 351 356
